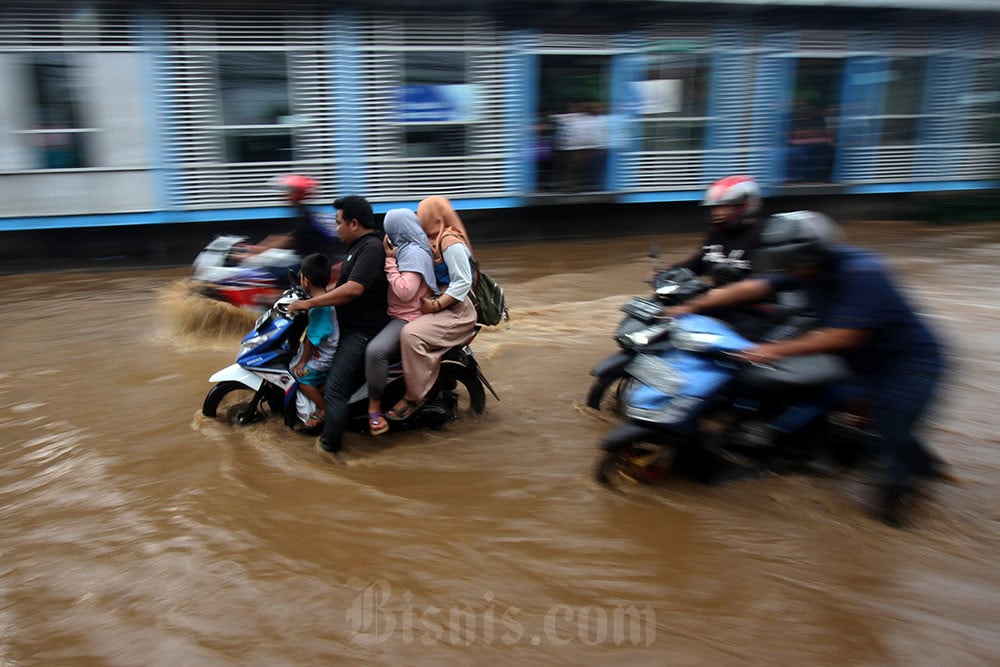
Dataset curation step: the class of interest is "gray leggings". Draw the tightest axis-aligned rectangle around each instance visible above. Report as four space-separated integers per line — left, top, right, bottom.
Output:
365 318 406 402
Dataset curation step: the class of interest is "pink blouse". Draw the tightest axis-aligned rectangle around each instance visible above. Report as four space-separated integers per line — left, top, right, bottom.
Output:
385 257 432 322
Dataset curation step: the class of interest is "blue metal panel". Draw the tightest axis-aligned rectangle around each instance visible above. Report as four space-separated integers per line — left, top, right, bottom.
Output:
748 32 798 188
836 31 890 183
135 4 178 211
330 11 365 195
916 20 979 178
507 31 537 194
618 190 703 204
371 198 521 214
610 32 644 192
703 18 750 181
847 180 999 194
0 197 529 231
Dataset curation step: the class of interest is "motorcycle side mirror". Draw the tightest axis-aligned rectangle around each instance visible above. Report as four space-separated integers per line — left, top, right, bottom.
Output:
288 268 300 286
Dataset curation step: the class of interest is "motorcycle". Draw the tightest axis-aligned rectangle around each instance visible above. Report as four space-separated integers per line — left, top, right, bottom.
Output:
191 214 342 311
192 174 342 311
586 266 709 413
201 279 499 433
192 234 302 311
593 312 860 487
587 259 813 414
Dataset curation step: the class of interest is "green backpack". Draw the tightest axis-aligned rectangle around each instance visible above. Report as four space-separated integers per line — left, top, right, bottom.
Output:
470 260 508 326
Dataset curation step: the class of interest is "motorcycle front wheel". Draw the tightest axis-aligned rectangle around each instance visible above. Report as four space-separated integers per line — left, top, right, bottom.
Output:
586 374 631 415
594 423 672 487
202 381 279 426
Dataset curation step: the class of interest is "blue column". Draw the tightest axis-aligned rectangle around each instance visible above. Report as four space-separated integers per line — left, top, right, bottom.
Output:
610 32 644 193
703 18 750 182
836 31 890 183
748 31 798 189
916 20 979 180
506 31 537 195
329 10 366 195
134 4 178 215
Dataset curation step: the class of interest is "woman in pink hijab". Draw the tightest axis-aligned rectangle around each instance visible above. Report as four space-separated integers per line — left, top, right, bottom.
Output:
386 196 479 421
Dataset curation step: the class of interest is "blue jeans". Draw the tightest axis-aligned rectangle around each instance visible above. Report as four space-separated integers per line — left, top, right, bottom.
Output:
870 364 942 488
320 329 375 452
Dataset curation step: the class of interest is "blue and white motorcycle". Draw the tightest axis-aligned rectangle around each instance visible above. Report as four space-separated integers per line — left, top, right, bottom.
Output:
593 312 858 486
201 280 497 433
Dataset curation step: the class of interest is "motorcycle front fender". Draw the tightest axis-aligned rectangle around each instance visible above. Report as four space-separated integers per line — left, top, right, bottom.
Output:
590 351 634 379
208 364 264 390
599 422 660 451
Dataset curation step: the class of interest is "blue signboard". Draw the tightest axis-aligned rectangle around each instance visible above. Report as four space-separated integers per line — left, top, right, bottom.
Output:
397 84 477 123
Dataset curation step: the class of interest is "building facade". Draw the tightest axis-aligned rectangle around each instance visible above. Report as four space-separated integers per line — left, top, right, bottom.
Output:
0 0 997 232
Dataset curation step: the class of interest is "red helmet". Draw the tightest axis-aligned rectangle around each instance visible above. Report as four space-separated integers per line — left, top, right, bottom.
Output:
701 175 762 227
271 174 317 204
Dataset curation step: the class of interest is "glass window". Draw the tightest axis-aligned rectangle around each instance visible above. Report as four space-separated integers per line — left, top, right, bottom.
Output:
636 52 708 151
27 53 92 168
217 52 293 163
879 57 927 146
967 59 1000 144
397 51 470 158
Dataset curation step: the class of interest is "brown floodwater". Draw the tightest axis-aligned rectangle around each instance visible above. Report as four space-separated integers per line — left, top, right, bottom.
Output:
1 220 998 665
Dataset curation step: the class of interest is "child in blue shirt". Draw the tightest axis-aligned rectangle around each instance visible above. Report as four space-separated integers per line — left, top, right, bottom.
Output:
292 253 339 428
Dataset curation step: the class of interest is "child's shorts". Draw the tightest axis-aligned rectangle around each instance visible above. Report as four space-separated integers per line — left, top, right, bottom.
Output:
298 366 329 387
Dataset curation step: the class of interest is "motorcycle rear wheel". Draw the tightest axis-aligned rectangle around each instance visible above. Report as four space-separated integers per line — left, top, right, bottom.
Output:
436 361 487 417
367 363 486 432
202 381 278 426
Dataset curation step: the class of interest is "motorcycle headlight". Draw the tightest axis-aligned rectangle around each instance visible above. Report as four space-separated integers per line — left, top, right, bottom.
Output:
618 321 673 349
670 330 724 351
238 333 269 359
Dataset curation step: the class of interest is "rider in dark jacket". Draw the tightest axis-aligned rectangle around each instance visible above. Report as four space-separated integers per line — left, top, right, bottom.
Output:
243 175 333 255
665 211 948 528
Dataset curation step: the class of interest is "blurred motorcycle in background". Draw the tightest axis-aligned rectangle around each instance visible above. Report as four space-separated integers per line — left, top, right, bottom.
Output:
191 174 341 311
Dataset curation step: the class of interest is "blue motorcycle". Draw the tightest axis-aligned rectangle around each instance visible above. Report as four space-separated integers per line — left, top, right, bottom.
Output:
586 267 709 413
593 313 857 486
201 279 497 433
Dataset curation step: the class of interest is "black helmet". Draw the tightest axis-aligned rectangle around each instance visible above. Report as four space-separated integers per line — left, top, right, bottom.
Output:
755 210 845 273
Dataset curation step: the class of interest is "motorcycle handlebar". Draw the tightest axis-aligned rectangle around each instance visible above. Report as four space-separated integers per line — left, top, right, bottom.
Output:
722 350 775 370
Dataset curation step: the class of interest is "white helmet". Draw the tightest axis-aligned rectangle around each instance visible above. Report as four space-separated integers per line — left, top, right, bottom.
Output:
701 175 762 227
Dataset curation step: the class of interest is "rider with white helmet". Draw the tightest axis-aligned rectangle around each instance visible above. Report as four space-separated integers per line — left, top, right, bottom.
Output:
669 175 763 286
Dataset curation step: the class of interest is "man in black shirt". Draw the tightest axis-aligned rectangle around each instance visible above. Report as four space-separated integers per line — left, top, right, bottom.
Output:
289 195 389 460
670 175 762 286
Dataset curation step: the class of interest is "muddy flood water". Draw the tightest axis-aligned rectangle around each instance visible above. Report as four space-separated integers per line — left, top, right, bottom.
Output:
1 220 999 665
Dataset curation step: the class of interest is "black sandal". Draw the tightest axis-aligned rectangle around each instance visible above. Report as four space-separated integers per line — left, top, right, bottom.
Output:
385 397 425 421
